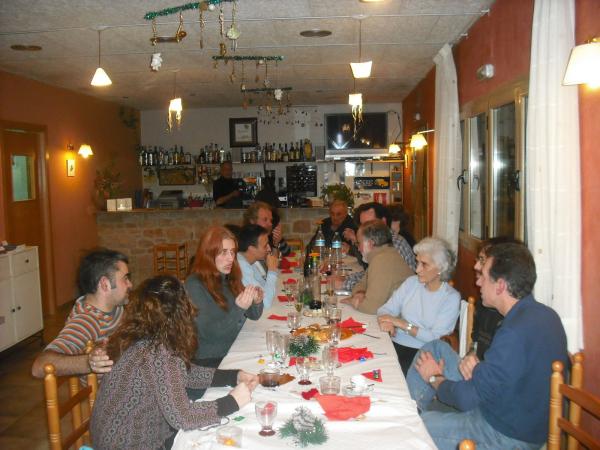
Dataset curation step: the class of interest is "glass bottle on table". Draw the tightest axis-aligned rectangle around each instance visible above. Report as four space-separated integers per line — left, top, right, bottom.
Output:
310 256 322 311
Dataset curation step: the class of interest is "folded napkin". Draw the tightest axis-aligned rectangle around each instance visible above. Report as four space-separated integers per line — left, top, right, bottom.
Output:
281 269 293 274
340 317 366 334
280 258 292 270
285 278 297 284
268 314 287 321
301 388 319 400
362 369 383 382
277 295 289 302
315 394 371 420
337 347 374 364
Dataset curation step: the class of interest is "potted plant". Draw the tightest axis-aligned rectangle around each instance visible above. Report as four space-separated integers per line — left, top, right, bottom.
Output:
320 183 354 208
94 161 122 209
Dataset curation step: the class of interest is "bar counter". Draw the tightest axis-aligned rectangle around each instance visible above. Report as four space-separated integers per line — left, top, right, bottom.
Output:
96 207 328 284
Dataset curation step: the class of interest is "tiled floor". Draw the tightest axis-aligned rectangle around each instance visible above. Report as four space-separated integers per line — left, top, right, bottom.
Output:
0 304 72 450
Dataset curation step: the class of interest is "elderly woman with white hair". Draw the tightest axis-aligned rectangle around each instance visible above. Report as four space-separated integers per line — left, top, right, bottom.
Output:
377 237 460 375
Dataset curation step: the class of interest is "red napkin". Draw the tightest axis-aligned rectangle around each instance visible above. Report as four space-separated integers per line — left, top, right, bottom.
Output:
301 388 319 400
315 394 371 420
362 369 383 382
288 356 317 366
281 269 293 274
340 317 366 334
337 347 374 364
268 314 287 321
288 252 296 257
286 278 297 284
280 258 291 270
277 295 289 302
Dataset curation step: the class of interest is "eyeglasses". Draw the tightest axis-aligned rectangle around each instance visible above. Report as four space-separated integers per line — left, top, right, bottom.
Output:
476 255 486 265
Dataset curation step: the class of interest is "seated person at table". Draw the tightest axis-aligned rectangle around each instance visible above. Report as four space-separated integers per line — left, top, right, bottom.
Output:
377 237 460 375
340 220 413 314
237 224 279 309
31 249 131 378
185 226 264 370
243 201 291 256
340 202 416 291
91 275 258 450
411 243 568 450
387 202 416 248
213 160 243 208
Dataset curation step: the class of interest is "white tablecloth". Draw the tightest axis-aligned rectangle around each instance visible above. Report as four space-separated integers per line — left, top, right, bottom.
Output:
173 263 435 450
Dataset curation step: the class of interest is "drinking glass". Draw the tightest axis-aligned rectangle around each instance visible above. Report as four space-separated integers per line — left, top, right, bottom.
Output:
319 375 341 395
255 401 277 436
287 311 301 332
294 294 304 314
322 345 339 376
276 333 290 367
329 325 341 347
265 330 280 367
295 356 312 385
327 307 342 326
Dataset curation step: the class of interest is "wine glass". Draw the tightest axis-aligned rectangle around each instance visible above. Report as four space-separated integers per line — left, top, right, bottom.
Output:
322 345 339 376
329 325 341 347
255 401 277 436
265 330 280 368
327 307 342 326
276 333 290 368
287 311 301 332
295 356 312 385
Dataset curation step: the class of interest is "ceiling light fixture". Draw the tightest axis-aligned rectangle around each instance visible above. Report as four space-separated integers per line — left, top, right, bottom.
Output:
563 37 600 88
350 17 372 78
90 29 112 87
168 70 182 131
300 29 332 38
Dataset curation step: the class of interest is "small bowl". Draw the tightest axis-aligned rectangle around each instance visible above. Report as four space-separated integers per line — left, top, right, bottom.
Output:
216 425 242 447
259 369 281 388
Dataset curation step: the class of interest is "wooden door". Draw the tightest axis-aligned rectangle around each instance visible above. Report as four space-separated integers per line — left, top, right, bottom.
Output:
1 127 54 314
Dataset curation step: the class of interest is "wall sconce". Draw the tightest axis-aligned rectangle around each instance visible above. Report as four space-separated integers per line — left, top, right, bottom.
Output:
476 64 495 80
78 144 94 158
563 37 600 88
409 129 435 150
66 159 75 177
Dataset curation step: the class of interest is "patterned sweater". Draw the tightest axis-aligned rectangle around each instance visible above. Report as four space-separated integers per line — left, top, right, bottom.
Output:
91 341 239 450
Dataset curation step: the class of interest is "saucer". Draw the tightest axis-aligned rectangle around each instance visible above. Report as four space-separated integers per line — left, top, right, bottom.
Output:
343 384 373 397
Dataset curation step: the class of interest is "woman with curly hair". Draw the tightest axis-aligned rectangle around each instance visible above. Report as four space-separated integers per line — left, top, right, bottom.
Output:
185 226 263 370
90 275 258 450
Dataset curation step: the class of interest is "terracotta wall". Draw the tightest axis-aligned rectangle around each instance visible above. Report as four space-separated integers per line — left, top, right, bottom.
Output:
402 0 600 407
0 70 141 310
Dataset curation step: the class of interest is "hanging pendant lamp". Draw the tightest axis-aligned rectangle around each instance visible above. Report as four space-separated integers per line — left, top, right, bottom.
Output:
91 29 112 87
350 18 372 79
168 70 183 131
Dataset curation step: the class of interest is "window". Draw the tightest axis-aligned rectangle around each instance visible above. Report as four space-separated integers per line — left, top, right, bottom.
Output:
11 155 36 202
459 84 527 245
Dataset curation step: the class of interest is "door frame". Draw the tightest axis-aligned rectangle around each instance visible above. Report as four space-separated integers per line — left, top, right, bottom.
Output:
1 120 56 315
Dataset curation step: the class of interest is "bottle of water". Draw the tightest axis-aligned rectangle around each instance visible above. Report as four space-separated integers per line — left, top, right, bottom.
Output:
314 225 326 263
331 232 342 273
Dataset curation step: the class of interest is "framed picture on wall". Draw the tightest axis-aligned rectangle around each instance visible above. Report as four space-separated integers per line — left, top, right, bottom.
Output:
229 117 258 147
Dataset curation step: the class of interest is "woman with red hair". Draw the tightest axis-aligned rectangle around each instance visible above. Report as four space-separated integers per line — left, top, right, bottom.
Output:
185 226 263 371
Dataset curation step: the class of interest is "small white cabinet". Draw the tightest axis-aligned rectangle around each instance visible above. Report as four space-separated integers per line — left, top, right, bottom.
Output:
0 247 44 352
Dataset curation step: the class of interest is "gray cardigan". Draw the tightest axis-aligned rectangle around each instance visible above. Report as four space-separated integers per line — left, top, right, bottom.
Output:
185 274 263 361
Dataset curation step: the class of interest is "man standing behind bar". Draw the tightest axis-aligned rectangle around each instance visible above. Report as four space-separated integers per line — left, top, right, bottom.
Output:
214 161 242 208
412 243 568 450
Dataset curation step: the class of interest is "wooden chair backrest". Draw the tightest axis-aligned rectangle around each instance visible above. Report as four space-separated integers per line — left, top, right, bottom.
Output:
43 345 99 450
441 295 475 355
548 353 599 450
459 439 476 450
153 242 188 281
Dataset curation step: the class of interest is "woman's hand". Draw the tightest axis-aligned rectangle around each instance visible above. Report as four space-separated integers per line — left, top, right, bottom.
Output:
88 347 114 374
377 314 406 330
253 286 264 304
235 286 256 310
378 319 397 336
230 382 252 408
266 253 279 271
272 223 283 246
237 370 259 391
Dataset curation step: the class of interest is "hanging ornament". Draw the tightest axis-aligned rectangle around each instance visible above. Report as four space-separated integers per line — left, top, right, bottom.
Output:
274 88 283 101
150 52 163 71
199 7 205 48
226 1 240 51
219 42 227 57
255 61 260 83
263 62 270 88
240 61 246 91
229 61 236 84
208 3 216 11
219 5 225 37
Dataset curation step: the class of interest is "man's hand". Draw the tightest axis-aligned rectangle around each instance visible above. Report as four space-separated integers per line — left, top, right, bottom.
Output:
459 353 480 380
343 228 357 244
230 382 252 408
237 370 259 391
235 286 256 310
272 223 283 246
415 351 445 382
88 347 114 374
340 291 365 310
266 253 279 271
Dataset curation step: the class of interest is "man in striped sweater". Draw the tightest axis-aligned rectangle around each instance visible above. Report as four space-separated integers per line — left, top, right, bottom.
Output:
31 249 132 378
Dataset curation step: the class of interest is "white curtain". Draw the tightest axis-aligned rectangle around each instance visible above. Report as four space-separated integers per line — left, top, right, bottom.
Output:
432 44 462 252
527 0 582 352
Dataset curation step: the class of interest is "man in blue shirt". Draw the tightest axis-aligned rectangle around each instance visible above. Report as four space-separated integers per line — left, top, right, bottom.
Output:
237 224 278 309
411 243 568 450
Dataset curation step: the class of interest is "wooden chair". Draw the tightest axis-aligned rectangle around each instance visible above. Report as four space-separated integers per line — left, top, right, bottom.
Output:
153 243 188 280
548 353 599 450
43 364 98 450
441 296 476 355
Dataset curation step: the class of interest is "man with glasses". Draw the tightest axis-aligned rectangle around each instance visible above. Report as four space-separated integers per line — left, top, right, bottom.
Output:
32 249 132 378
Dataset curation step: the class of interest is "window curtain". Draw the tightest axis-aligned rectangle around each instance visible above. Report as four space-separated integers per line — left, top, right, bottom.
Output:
527 0 582 352
432 44 462 252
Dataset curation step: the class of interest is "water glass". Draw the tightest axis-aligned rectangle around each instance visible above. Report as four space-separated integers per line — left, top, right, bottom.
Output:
329 325 341 347
276 333 290 367
295 356 312 385
287 311 301 332
265 330 280 367
255 401 277 436
322 345 339 376
259 369 281 388
319 375 341 395
327 307 342 326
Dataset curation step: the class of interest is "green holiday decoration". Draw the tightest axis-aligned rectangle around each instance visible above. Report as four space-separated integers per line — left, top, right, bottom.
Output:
279 407 328 447
144 1 234 21
288 335 319 357
212 55 284 62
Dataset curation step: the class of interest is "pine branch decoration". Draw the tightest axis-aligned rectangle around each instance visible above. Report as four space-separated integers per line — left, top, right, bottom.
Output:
279 407 328 447
289 335 319 357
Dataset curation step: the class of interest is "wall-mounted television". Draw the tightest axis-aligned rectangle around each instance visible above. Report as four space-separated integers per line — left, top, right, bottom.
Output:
325 112 388 159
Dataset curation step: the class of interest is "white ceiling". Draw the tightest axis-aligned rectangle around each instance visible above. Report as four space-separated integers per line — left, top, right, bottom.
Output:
0 0 495 110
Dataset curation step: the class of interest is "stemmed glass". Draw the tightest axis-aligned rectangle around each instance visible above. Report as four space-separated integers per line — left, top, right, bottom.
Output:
255 401 277 436
296 356 312 385
322 345 339 376
265 330 280 368
287 311 301 332
285 281 298 309
276 333 290 368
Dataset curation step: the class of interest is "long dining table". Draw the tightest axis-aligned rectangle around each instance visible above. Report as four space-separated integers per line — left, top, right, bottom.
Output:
172 258 436 449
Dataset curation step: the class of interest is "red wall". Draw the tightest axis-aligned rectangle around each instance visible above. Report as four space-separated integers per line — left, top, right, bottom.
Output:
402 0 600 407
0 71 141 310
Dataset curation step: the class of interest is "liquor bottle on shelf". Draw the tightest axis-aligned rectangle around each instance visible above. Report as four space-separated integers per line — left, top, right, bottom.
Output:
147 147 154 166
179 146 185 164
282 143 289 162
226 150 232 162
139 147 146 166
199 148 206 164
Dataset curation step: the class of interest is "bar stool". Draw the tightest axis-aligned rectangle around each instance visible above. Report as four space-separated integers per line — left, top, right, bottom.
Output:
153 243 188 281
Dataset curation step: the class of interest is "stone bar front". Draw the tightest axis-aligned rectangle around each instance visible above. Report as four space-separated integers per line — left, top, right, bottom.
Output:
96 208 328 284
